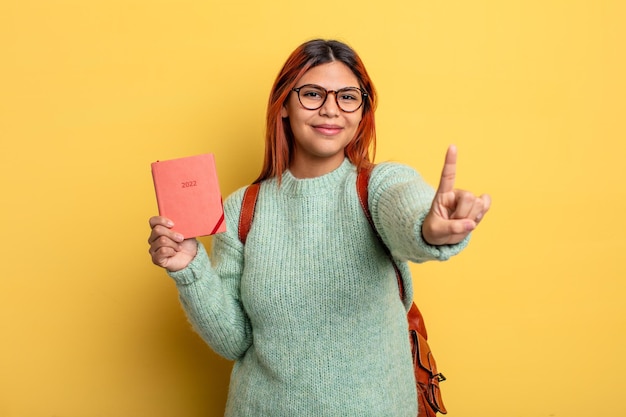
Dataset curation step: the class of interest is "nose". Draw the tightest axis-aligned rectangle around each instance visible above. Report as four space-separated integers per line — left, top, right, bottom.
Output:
319 91 340 117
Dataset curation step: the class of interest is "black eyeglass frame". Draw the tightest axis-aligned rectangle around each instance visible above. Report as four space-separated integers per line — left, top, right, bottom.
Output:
291 84 368 113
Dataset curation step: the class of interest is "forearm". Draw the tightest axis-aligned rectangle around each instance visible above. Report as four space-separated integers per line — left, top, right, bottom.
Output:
169 243 252 360
370 163 469 263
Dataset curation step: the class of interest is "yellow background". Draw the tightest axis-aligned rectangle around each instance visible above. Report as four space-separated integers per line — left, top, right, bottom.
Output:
1 0 624 416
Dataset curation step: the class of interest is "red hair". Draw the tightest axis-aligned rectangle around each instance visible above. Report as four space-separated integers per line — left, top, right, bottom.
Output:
254 39 378 183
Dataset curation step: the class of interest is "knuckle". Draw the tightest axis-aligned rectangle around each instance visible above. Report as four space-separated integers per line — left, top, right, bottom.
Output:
151 248 171 267
150 251 161 265
149 216 164 228
460 191 473 201
156 235 171 246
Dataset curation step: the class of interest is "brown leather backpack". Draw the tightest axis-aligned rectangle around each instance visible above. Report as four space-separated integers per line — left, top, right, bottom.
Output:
238 165 448 417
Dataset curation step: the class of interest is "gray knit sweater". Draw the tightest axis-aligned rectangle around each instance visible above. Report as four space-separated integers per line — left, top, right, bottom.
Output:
169 158 467 416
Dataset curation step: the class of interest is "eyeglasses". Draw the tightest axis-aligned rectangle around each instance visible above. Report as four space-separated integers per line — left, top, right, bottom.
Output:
291 84 368 113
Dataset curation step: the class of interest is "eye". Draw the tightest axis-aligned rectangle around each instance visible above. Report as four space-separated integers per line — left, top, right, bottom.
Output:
339 93 358 101
338 89 360 101
303 91 322 98
299 86 325 100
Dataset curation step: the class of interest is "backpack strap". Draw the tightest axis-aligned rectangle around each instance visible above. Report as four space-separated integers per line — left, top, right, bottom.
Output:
356 166 406 302
356 166 428 341
238 182 260 244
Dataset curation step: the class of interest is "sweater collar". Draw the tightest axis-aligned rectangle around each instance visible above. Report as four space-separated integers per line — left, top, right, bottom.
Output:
278 158 354 196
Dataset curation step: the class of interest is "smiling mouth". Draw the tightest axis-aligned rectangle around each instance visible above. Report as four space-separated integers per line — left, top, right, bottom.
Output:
314 125 343 135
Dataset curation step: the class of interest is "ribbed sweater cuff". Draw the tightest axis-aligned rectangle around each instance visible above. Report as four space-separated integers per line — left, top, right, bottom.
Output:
413 210 471 261
168 242 211 285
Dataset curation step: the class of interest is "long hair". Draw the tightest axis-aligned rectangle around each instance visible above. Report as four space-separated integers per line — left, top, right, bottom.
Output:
254 39 378 183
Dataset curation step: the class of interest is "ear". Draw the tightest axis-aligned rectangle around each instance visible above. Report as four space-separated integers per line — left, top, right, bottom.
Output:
281 104 288 118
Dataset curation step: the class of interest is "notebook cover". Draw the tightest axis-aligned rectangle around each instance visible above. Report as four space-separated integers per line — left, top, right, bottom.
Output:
151 153 226 238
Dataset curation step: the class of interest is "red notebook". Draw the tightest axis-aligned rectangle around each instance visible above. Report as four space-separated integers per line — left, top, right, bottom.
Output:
151 153 226 238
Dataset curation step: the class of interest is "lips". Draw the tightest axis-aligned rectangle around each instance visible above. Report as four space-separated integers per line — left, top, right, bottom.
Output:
313 124 343 136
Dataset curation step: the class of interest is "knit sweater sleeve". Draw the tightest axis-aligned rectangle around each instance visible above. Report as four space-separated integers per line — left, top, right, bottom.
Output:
167 187 252 361
368 162 469 263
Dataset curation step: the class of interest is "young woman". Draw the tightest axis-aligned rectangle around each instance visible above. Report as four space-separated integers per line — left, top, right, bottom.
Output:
148 39 490 417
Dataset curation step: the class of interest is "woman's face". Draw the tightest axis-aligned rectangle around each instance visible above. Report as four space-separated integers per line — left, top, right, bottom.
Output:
282 61 363 176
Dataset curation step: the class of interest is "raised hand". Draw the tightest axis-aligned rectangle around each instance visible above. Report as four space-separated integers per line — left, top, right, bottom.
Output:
421 145 491 246
148 216 198 272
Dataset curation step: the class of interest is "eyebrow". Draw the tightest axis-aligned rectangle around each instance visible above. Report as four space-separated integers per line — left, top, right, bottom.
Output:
296 83 361 90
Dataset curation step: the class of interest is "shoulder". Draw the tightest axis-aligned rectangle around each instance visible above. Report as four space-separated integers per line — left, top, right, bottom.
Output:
366 161 435 215
369 162 425 193
222 180 276 231
223 185 249 217
371 161 421 177
207 186 249 250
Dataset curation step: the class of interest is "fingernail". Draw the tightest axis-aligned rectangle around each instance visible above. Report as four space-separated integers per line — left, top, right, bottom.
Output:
166 220 174 227
465 221 476 231
174 233 184 242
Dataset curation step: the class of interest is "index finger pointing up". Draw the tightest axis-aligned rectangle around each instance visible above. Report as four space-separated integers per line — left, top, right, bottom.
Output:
436 145 457 194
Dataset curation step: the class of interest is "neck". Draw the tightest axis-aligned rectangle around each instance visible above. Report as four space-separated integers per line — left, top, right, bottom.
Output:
288 154 345 179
